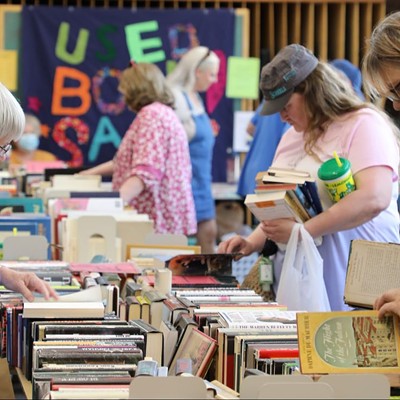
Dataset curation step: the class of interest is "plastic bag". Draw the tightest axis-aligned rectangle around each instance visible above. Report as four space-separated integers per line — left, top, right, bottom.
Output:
276 223 331 311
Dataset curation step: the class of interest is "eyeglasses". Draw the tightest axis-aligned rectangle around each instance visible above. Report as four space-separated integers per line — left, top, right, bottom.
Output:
196 48 211 69
0 143 11 157
387 81 400 103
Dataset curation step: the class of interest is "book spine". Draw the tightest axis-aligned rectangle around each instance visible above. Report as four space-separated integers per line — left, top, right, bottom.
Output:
224 323 297 331
175 289 257 296
176 295 264 303
256 348 299 359
285 191 310 222
135 358 158 376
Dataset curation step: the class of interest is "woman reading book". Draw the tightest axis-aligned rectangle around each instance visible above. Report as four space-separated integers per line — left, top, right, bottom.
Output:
363 11 400 319
0 82 57 301
218 44 400 311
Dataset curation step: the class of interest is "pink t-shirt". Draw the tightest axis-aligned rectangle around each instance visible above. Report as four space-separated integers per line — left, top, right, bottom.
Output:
274 108 399 180
112 102 196 235
271 108 400 311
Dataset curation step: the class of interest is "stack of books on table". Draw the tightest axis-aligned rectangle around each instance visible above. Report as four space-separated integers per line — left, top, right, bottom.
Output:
18 286 167 399
245 167 322 223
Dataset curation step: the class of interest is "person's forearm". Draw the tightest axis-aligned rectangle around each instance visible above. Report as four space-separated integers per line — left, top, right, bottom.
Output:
247 225 268 252
81 160 114 176
119 176 145 204
304 189 387 238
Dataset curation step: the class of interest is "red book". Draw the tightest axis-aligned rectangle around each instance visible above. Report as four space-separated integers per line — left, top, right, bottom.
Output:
256 348 299 359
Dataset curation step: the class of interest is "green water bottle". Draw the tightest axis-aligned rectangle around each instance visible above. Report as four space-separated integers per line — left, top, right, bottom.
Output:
318 151 356 203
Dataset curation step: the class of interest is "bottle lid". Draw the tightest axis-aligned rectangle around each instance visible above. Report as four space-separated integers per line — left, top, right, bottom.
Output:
318 157 351 180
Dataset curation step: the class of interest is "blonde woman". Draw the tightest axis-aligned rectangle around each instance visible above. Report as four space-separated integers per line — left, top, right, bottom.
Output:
167 47 220 254
81 63 196 236
219 44 400 311
363 11 400 318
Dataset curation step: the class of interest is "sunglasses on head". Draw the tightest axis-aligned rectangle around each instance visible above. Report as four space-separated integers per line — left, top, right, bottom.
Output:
196 48 211 69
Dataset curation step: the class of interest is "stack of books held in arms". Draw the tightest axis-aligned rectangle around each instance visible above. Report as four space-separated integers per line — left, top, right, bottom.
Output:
245 167 322 223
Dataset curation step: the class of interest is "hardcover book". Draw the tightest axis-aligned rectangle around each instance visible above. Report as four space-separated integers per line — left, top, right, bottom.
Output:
166 253 240 277
128 319 164 365
168 327 217 378
297 310 400 374
344 240 400 308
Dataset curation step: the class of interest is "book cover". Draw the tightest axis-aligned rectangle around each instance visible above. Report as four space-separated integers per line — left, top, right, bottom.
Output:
136 295 151 323
166 253 240 277
125 296 141 321
142 290 166 329
168 327 217 378
344 240 400 308
128 319 163 365
219 310 298 331
244 191 307 223
162 294 190 324
159 319 179 367
297 310 400 374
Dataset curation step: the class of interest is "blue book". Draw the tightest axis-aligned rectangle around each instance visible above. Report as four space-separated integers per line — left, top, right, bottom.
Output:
0 214 51 258
297 182 323 215
0 198 44 213
0 221 39 235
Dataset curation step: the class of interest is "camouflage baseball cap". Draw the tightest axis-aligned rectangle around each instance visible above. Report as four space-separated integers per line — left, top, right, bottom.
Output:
260 44 318 115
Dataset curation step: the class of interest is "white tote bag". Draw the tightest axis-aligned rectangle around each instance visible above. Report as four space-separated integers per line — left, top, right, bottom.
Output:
276 223 331 311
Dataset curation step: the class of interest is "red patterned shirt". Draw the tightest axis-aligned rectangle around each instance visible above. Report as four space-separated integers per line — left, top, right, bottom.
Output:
112 102 197 235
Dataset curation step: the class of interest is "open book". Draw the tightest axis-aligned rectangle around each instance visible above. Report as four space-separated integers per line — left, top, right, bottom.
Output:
344 240 400 308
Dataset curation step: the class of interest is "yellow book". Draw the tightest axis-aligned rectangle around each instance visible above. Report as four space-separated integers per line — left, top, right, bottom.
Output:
297 310 400 375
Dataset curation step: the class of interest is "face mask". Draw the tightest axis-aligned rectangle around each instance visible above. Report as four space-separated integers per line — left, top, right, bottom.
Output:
17 133 40 152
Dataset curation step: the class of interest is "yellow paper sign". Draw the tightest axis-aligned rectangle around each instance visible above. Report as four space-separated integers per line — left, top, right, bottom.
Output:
226 56 260 99
0 50 17 91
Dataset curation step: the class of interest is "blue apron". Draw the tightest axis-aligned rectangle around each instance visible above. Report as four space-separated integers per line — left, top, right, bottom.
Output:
183 92 216 222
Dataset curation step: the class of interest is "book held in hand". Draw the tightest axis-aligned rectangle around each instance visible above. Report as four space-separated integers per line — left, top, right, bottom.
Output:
247 166 322 223
344 240 400 308
256 167 314 185
297 310 400 374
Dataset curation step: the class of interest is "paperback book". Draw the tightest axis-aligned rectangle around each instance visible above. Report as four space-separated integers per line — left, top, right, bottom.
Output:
297 310 400 374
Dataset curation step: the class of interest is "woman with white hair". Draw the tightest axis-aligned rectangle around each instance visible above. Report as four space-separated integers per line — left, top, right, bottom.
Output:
0 82 57 301
167 46 220 254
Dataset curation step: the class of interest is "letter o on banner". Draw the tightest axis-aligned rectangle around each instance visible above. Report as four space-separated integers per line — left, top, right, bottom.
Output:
92 67 126 115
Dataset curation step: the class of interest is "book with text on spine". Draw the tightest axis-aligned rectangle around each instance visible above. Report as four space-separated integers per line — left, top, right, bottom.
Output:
297 310 400 374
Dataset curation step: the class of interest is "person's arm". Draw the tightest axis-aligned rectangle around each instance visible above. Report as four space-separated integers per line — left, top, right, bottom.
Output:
246 121 256 137
0 266 58 302
119 175 145 204
171 88 196 141
374 288 400 319
261 166 393 243
260 166 393 244
80 160 114 176
304 166 392 238
217 224 267 256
